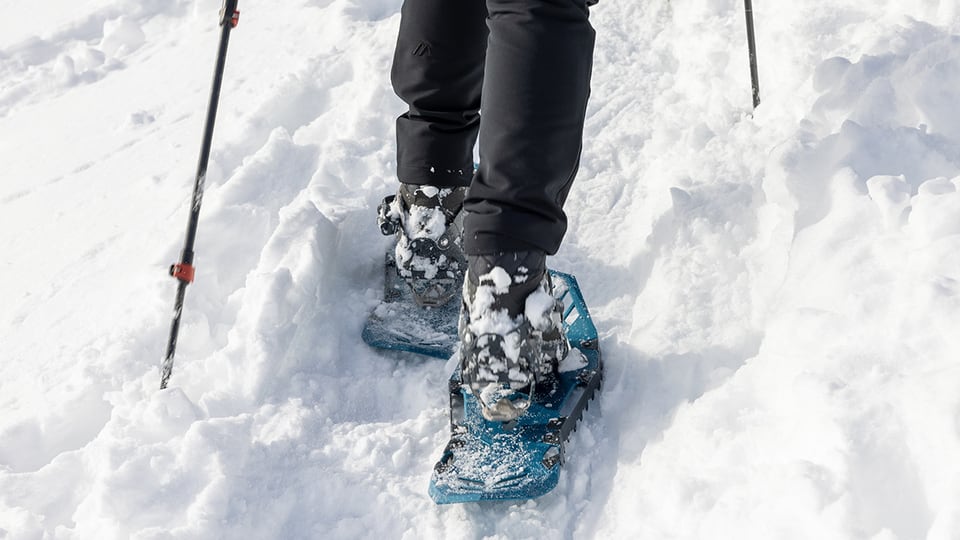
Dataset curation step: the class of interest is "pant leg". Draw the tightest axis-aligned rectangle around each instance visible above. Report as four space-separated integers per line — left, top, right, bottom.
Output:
463 0 595 255
391 0 488 188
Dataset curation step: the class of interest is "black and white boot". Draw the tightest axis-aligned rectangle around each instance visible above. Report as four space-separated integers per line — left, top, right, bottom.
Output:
458 251 570 422
377 184 467 307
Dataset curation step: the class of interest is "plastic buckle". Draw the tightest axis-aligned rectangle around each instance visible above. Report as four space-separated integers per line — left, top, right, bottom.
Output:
377 195 400 236
170 263 196 284
219 5 240 28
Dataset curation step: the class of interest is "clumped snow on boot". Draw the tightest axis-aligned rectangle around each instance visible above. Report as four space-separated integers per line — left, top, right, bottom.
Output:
377 184 466 307
459 251 570 422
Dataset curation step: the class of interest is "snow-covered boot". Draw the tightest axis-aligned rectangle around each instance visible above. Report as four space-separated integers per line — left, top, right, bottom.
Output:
377 184 467 307
458 251 570 422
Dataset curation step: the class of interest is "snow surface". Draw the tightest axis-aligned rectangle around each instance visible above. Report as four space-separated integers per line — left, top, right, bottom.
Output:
2 0 960 538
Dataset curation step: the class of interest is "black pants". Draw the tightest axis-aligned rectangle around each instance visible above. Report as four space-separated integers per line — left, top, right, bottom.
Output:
391 0 595 255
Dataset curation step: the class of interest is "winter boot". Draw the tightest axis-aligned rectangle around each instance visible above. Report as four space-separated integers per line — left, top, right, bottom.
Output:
377 184 467 307
458 251 570 422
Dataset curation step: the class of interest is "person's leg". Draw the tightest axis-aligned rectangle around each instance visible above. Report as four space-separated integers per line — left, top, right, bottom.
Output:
387 0 489 306
463 0 596 256
458 0 595 420
391 0 488 189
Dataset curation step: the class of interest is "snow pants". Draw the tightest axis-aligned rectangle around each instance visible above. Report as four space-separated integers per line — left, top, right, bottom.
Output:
391 0 595 255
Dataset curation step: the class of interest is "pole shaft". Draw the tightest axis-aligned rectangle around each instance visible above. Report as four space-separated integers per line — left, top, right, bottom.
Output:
162 0 239 390
743 0 760 109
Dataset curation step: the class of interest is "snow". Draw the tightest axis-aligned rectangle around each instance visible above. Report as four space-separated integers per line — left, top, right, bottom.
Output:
2 0 959 538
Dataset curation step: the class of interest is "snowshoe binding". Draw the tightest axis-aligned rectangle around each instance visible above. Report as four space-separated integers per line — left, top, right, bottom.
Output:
458 251 570 422
377 184 467 307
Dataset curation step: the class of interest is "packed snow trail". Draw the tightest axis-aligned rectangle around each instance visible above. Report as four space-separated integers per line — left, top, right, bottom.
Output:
1 0 960 538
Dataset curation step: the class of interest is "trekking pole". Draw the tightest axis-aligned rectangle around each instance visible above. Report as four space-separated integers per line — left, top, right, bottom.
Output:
161 0 240 390
743 0 761 109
